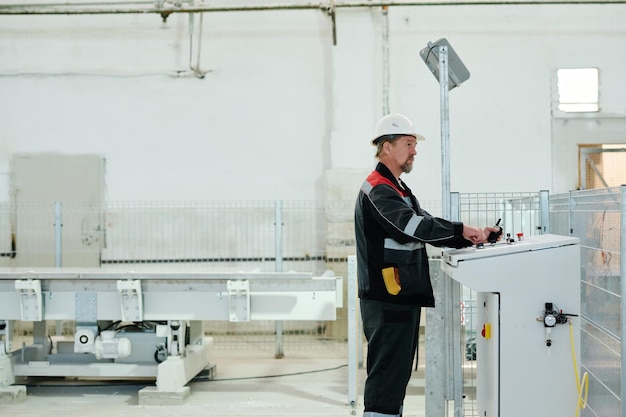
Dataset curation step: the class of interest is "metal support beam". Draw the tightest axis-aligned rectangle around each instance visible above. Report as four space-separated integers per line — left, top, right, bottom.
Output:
2 0 626 15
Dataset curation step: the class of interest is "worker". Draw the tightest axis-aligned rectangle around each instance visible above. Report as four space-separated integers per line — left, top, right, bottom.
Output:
354 113 499 417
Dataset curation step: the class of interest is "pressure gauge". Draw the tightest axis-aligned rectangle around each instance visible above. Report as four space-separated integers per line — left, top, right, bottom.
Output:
544 314 557 327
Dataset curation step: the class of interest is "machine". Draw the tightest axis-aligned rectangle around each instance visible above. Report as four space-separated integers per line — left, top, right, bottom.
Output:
0 268 341 403
441 234 581 417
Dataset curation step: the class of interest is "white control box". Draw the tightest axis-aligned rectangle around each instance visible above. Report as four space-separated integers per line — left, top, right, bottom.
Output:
442 234 581 417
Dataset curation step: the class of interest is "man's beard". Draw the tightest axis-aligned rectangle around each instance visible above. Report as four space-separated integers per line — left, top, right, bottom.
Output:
401 160 413 174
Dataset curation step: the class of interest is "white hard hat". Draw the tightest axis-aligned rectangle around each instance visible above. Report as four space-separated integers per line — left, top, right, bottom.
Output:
371 113 426 145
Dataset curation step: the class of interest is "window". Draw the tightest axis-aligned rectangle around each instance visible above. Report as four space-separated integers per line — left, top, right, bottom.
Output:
557 68 599 113
578 144 626 189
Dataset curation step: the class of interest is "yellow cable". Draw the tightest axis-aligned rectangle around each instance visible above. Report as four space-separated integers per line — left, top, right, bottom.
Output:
569 321 589 417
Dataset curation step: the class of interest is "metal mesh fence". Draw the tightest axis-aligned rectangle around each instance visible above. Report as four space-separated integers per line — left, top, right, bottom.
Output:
2 189 624 416
552 187 623 417
429 189 625 417
455 189 625 417
0 200 356 353
455 191 545 240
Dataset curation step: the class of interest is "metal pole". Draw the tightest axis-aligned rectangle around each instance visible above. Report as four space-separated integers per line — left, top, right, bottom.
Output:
439 45 451 220
54 201 64 336
274 200 284 358
54 201 62 268
539 189 550 234
425 259 447 417
568 191 575 236
448 192 463 417
381 5 390 115
347 255 358 411
449 275 463 417
426 47 455 417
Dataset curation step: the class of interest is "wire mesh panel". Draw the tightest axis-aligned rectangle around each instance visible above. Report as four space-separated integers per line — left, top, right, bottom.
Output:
558 187 623 417
0 201 105 268
549 192 571 236
102 201 280 271
457 192 544 241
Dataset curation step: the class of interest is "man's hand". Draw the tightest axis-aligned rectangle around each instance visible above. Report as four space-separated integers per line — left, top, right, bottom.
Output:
462 225 486 244
483 226 503 243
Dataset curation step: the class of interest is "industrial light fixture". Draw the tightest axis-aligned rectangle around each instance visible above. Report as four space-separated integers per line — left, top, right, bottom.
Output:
420 38 470 91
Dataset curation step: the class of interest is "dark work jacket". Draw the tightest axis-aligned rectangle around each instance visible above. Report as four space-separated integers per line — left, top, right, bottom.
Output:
354 163 472 306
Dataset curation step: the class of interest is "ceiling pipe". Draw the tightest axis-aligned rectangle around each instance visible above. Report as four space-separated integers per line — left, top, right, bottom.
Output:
1 0 625 15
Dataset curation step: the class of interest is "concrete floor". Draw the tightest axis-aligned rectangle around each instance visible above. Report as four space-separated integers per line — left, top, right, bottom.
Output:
1 348 429 417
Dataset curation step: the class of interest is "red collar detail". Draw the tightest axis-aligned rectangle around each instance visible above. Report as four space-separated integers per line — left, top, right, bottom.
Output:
366 171 408 196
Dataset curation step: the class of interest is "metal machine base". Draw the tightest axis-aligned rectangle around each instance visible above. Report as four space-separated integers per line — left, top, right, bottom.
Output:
0 269 340 402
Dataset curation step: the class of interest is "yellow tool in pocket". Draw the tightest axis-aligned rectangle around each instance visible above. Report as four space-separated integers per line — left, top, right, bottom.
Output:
382 266 401 295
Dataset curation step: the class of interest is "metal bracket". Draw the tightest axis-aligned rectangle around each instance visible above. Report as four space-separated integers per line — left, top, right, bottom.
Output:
74 292 98 353
227 280 250 322
117 279 143 321
14 279 42 321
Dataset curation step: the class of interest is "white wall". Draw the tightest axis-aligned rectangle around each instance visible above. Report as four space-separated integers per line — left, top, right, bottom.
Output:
1 3 625 203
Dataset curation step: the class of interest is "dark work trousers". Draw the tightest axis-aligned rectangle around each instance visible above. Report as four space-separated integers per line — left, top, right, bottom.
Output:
360 298 422 417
